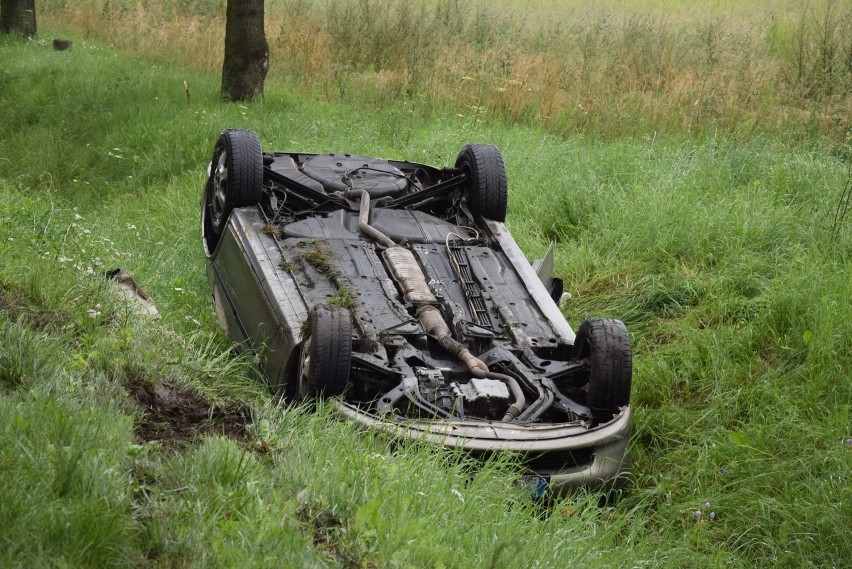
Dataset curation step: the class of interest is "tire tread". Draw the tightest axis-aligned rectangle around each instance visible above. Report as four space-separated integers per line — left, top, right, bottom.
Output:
306 305 352 397
456 144 508 221
574 317 632 421
221 128 263 208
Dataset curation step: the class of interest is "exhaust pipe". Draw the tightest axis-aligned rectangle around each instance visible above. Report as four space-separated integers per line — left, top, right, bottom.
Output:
346 188 526 419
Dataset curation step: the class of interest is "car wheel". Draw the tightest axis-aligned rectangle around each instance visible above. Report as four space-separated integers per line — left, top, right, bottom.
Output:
205 129 264 237
572 317 632 422
297 305 352 399
455 143 508 222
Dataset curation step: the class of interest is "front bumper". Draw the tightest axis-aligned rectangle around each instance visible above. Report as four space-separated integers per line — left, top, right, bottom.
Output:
334 402 632 492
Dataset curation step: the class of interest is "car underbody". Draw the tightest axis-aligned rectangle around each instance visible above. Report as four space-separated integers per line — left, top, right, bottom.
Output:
202 129 632 491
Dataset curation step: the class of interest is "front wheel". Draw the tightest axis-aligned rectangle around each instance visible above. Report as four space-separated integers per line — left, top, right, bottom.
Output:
297 305 352 399
572 317 632 422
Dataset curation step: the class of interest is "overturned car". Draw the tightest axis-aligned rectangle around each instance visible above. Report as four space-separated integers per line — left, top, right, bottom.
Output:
202 129 632 492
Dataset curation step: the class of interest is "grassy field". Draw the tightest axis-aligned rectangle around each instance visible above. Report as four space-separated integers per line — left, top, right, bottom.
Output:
39 0 852 140
1 10 851 569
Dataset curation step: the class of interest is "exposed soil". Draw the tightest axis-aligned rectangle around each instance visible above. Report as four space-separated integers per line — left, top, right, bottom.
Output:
295 497 372 569
128 375 252 449
0 285 67 331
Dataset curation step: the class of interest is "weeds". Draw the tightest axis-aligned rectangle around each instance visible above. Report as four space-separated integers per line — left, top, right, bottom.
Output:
38 0 852 139
298 242 338 279
792 0 852 100
0 317 63 389
278 257 297 273
293 241 362 309
327 287 359 311
830 148 852 246
260 223 283 239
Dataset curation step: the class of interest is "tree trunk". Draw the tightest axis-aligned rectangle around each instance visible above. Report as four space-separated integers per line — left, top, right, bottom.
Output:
0 0 37 37
221 0 268 102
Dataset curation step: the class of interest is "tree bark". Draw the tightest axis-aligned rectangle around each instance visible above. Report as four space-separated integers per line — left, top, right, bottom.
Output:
0 0 37 37
221 0 268 102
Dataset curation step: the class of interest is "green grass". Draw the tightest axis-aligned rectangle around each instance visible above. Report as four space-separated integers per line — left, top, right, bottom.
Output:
1 30 850 568
38 0 852 140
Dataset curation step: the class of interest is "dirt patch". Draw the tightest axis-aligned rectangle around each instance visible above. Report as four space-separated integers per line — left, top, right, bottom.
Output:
295 495 371 568
0 284 66 331
129 376 252 448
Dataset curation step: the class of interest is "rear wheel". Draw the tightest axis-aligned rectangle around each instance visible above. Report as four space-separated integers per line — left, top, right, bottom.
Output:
297 305 352 399
204 129 264 240
573 318 632 422
455 144 508 221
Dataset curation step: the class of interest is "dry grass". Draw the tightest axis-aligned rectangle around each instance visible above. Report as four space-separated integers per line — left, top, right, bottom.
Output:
40 0 851 138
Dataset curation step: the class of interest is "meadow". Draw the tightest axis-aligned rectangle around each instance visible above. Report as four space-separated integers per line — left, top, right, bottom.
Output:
1 1 850 567
40 0 852 139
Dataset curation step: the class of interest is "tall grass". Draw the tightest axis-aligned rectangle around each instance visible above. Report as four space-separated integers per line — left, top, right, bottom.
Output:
1 30 850 567
38 0 851 139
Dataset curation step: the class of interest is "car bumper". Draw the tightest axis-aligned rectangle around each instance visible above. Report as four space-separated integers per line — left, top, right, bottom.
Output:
334 402 632 492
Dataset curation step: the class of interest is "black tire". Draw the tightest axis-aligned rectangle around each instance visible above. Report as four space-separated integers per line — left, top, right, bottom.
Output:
298 305 352 399
455 144 508 221
205 129 264 237
572 318 632 422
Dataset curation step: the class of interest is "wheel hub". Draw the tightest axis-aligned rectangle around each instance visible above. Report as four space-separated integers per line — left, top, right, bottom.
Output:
297 333 313 399
211 149 229 225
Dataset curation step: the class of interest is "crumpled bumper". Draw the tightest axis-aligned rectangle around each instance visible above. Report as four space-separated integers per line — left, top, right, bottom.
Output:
334 402 632 492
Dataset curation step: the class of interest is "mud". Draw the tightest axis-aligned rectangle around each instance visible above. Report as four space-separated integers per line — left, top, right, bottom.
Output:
129 376 252 448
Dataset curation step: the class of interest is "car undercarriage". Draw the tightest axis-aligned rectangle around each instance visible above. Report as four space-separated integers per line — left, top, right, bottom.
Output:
202 129 632 490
